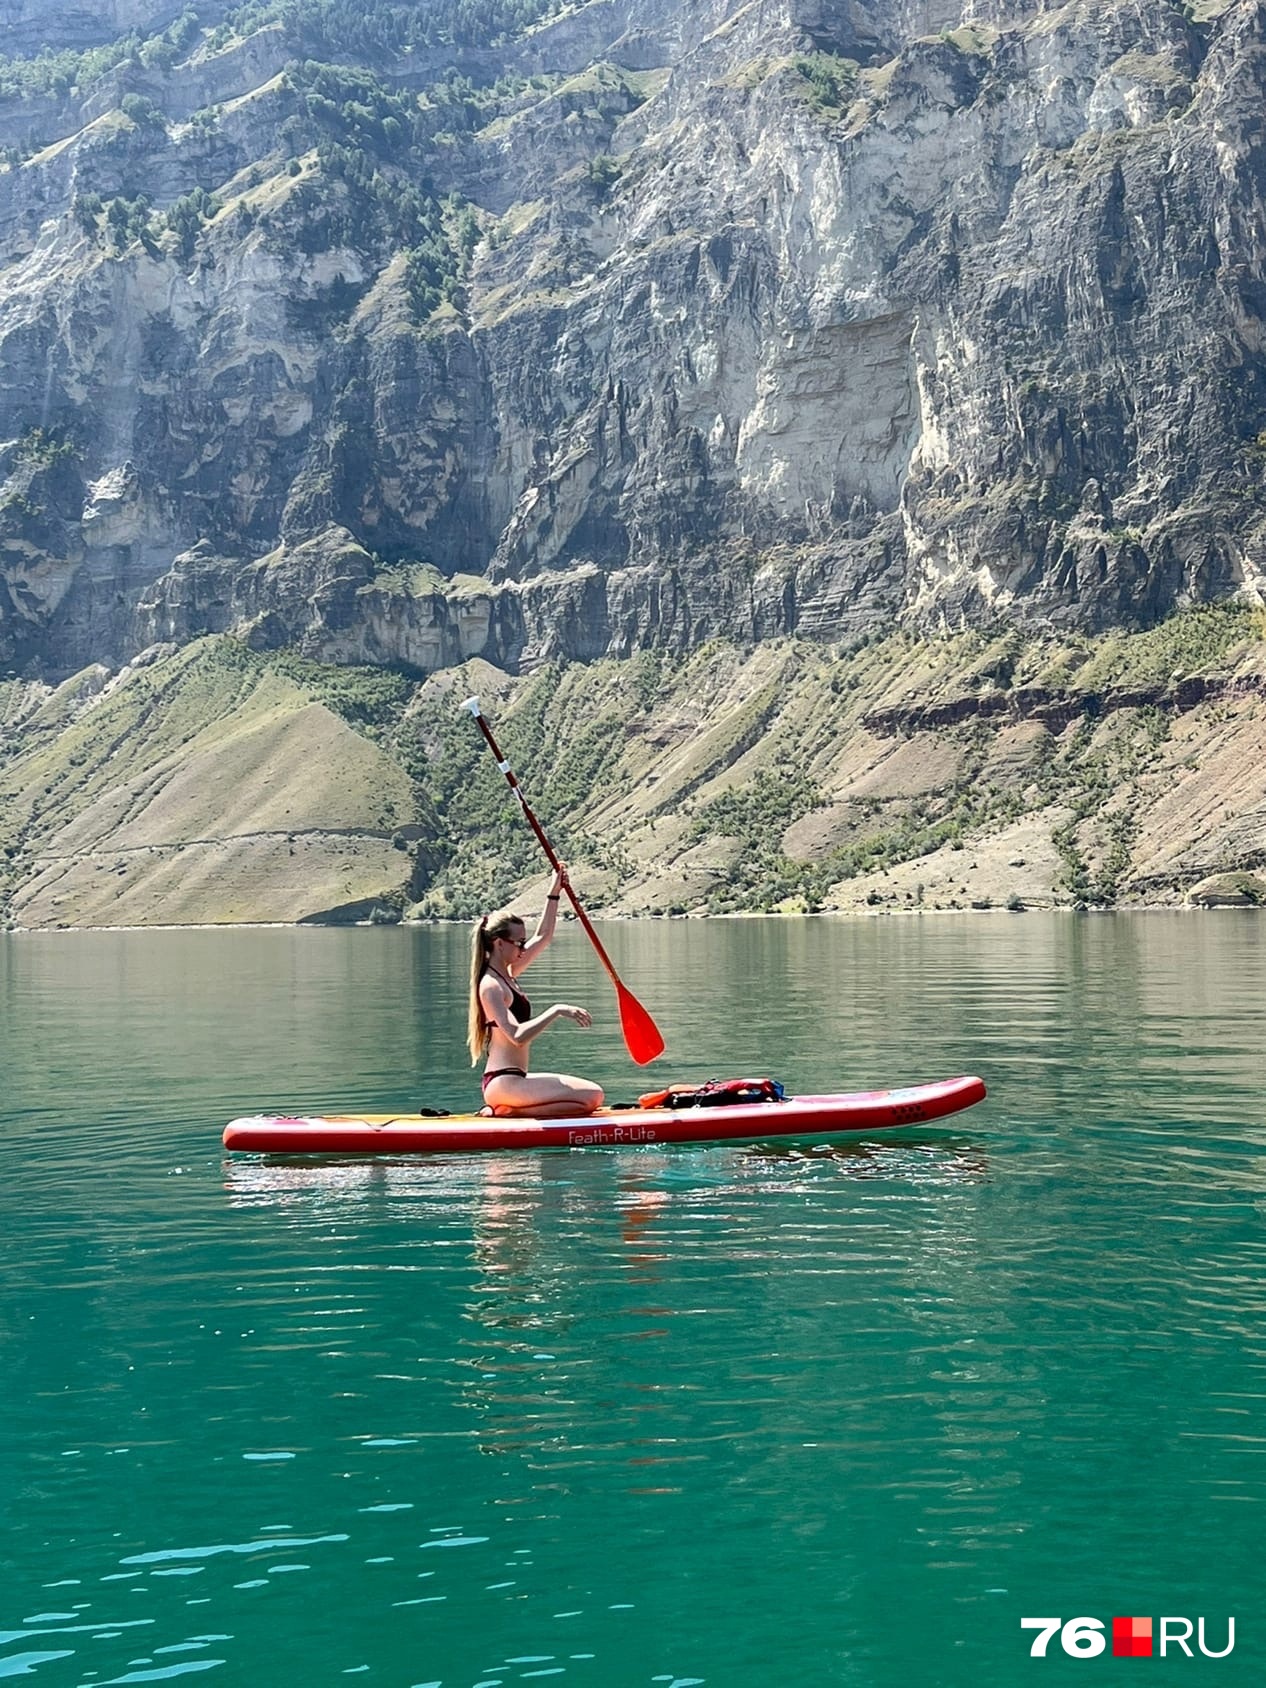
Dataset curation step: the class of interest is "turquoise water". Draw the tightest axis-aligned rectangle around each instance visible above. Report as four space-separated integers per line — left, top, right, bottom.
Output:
2 914 1265 1685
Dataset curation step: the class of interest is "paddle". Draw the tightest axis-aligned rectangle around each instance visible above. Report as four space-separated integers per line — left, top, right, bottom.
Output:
460 696 666 1065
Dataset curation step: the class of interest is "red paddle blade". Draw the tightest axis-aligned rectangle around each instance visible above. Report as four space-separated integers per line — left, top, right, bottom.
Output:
616 980 665 1065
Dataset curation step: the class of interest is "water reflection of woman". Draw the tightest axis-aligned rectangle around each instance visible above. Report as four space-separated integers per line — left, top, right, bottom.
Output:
469 866 604 1119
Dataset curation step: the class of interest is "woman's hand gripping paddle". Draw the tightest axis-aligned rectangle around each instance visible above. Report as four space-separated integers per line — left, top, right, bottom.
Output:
460 696 666 1065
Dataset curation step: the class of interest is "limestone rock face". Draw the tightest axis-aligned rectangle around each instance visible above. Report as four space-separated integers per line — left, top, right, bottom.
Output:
1 1 176 56
2 0 1266 682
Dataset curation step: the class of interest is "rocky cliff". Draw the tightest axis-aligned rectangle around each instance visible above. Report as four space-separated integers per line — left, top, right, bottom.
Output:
2 0 1265 690
2 0 1265 927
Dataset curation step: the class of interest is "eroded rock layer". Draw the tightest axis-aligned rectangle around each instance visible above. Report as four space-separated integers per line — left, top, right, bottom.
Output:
3 0 1266 685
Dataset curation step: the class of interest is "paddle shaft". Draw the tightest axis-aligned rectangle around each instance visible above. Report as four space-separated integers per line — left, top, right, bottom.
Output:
463 708 625 988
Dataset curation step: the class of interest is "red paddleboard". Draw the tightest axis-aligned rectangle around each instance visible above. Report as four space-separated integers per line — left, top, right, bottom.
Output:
223 1075 986 1155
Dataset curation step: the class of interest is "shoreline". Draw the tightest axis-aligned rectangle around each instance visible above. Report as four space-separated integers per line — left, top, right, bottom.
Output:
4 902 1262 936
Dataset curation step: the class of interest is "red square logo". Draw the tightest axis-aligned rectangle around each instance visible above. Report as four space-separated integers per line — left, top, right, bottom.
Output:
1113 1617 1153 1657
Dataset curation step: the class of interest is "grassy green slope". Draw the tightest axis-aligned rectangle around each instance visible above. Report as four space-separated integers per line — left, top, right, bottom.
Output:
0 639 435 927
403 606 1266 919
3 607 1265 928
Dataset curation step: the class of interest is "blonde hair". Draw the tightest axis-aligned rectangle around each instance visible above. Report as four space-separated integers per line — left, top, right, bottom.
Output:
468 912 525 1064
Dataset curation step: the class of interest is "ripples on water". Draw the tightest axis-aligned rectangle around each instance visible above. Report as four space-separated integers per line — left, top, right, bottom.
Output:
2 915 1265 1685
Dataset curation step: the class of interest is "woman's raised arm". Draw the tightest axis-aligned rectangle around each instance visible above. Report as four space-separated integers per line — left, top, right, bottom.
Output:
518 864 567 968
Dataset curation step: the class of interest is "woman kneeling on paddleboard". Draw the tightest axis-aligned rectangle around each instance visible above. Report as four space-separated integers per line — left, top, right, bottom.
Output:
469 869 604 1119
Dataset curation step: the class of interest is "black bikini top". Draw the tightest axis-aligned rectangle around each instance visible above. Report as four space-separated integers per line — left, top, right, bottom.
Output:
484 969 530 1029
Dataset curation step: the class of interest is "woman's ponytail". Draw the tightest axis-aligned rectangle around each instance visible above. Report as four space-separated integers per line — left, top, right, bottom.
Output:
468 918 490 1064
468 912 518 1065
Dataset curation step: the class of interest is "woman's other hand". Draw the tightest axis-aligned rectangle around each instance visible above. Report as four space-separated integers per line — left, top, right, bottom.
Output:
559 1004 592 1028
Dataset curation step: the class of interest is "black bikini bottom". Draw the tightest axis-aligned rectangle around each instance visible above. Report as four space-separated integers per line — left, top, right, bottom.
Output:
482 1066 527 1091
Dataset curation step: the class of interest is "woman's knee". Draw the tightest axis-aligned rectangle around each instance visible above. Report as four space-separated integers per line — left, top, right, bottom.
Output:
560 1075 603 1112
